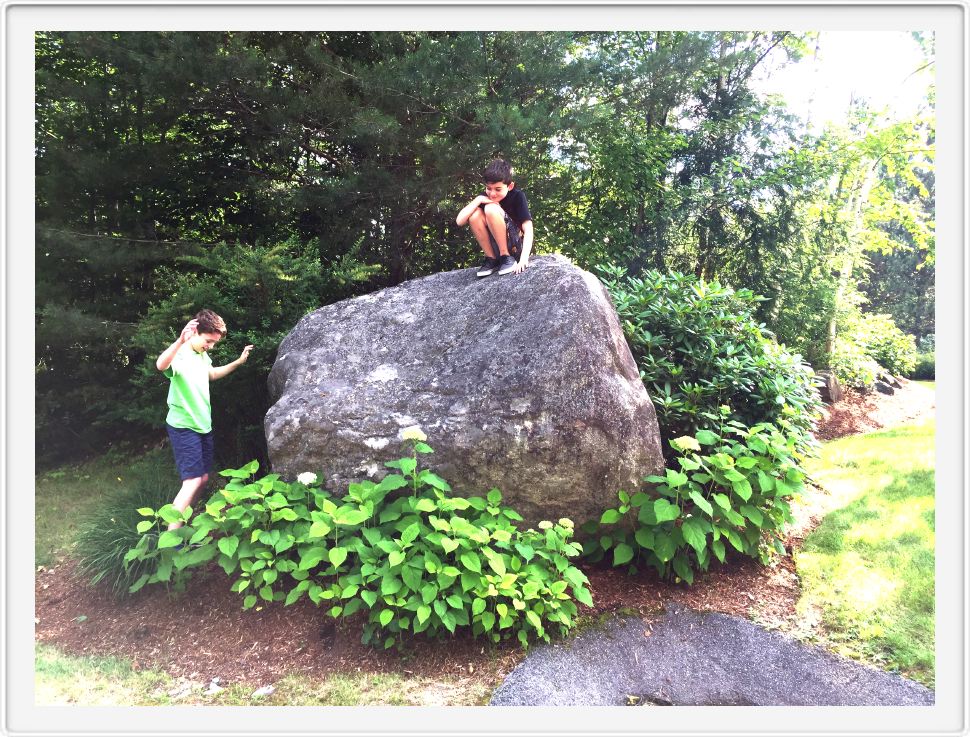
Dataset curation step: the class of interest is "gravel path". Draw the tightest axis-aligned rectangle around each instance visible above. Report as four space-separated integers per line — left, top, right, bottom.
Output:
490 604 934 706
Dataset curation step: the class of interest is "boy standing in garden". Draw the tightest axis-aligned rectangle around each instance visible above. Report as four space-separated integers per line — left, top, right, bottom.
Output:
155 309 253 530
455 159 534 277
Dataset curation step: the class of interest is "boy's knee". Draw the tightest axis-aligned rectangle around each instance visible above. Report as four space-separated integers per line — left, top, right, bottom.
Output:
483 202 503 217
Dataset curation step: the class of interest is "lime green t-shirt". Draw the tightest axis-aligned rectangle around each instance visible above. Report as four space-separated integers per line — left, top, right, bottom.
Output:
164 343 213 433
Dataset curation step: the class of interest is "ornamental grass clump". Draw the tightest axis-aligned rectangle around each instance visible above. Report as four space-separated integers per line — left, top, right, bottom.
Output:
124 432 591 650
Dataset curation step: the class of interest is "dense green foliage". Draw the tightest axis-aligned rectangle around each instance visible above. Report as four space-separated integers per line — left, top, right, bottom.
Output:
583 423 805 582
832 312 919 387
600 265 821 454
35 31 934 466
124 438 591 649
72 452 181 595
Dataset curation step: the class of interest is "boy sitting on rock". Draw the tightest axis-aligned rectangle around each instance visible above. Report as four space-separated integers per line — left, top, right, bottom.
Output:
455 158 534 277
155 309 253 530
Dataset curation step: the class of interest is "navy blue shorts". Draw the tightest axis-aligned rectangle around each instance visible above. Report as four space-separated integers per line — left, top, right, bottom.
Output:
166 424 214 480
482 209 523 259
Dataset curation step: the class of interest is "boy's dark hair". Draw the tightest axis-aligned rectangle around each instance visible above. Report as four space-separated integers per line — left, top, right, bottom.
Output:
482 159 513 185
195 308 227 336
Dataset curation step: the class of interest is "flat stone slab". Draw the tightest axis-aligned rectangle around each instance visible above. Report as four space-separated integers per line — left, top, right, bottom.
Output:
490 603 934 706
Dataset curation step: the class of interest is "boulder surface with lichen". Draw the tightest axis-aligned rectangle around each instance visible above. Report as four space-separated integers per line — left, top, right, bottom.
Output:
264 255 664 528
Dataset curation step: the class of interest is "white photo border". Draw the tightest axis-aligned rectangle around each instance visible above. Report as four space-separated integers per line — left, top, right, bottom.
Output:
4 2 966 735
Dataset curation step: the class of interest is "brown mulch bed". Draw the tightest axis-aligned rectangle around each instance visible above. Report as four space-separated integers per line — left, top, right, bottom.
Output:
35 381 935 695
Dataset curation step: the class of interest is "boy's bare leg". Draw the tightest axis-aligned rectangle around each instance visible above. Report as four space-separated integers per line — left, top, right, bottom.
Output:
482 203 510 257
167 473 209 530
468 208 496 257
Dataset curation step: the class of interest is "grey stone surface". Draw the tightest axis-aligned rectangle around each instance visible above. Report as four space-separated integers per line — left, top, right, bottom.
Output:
875 380 896 395
490 603 934 706
816 369 843 404
265 255 664 528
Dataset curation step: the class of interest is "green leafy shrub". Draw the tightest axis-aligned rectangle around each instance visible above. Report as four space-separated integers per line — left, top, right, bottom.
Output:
830 340 880 389
598 265 821 455
833 313 918 387
581 422 806 582
73 453 181 596
125 436 591 650
911 353 935 380
855 314 918 377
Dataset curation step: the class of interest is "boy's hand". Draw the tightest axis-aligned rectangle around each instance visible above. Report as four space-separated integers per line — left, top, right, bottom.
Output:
512 256 530 273
238 345 254 364
179 319 199 343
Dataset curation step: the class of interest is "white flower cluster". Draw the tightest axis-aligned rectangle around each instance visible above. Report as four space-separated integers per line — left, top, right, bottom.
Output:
401 426 427 442
296 471 318 485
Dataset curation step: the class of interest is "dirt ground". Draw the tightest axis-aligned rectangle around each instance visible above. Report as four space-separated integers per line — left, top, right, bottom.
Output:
34 381 935 697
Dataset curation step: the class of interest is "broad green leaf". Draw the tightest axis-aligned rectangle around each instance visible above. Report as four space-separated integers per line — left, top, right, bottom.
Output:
128 573 150 593
136 507 155 517
486 489 502 505
671 554 694 584
739 505 764 526
414 498 436 513
653 498 680 523
388 550 406 567
514 543 535 562
329 547 348 567
243 595 257 609
377 474 408 492
652 531 676 562
757 471 775 493
308 521 332 538
613 543 635 566
680 518 707 554
689 491 714 517
732 477 753 501
157 505 183 525
460 552 481 573
471 598 487 616
634 528 655 550
379 609 393 627
157 531 182 549
600 509 622 525
218 536 240 557
481 611 496 631
572 586 594 608
440 536 459 554
712 493 732 511
416 605 432 624
712 539 726 563
381 576 403 596
361 590 378 608
485 552 506 577
695 429 719 445
136 520 153 533
420 471 451 492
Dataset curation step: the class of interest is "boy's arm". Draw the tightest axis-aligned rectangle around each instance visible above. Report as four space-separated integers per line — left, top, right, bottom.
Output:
456 195 490 227
209 345 254 381
156 319 197 372
513 220 534 274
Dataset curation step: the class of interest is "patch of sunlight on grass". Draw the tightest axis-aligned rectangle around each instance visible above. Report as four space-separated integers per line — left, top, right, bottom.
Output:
797 420 935 688
35 644 173 705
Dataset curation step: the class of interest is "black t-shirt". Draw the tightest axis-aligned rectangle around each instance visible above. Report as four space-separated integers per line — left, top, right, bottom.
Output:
478 187 532 228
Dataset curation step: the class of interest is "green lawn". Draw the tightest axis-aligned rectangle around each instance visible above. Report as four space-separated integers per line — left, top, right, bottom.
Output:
35 644 492 705
35 448 175 567
796 419 935 686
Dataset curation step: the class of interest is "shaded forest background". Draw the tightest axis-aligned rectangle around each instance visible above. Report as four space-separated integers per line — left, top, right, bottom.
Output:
35 31 935 468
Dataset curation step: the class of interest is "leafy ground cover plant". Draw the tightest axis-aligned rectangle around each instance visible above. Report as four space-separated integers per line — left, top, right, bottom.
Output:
582 421 807 583
125 432 592 650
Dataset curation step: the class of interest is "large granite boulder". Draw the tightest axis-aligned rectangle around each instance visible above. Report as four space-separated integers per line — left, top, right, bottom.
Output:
265 254 665 528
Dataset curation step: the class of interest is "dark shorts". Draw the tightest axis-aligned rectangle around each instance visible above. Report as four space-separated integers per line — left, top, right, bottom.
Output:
480 207 523 259
166 424 214 480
